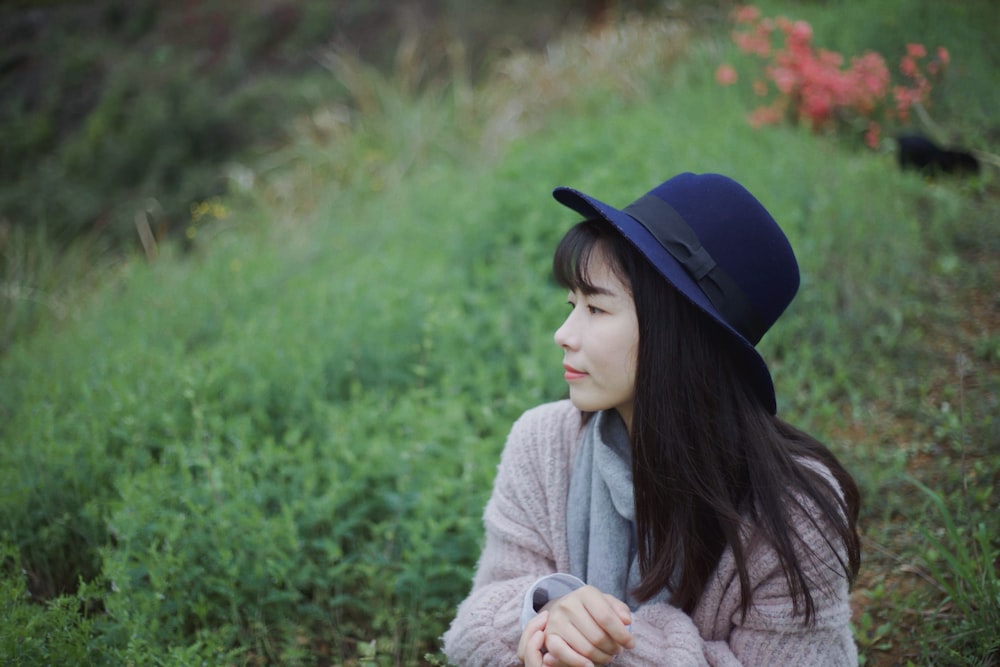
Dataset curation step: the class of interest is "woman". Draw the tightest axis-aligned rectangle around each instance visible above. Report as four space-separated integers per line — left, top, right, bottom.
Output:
442 172 861 666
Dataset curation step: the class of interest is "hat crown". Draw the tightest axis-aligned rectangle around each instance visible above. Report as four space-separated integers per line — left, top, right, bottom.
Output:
645 173 799 341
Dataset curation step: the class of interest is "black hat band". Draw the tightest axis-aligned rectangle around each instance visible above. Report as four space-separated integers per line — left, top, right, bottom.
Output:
623 194 767 344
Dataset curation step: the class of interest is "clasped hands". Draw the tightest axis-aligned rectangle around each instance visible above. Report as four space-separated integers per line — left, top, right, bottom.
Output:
517 585 635 667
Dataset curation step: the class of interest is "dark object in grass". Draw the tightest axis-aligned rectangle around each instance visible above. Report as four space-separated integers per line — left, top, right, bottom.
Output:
896 133 980 176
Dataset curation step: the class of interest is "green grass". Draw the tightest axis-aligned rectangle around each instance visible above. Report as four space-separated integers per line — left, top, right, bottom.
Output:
1 3 998 666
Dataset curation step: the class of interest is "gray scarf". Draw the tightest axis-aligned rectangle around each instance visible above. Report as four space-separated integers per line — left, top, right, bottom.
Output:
566 410 671 610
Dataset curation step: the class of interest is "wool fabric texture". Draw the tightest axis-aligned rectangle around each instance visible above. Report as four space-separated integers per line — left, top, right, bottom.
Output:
567 410 670 610
441 400 857 666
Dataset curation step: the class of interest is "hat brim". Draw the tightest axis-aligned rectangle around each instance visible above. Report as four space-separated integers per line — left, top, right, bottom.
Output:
553 186 777 413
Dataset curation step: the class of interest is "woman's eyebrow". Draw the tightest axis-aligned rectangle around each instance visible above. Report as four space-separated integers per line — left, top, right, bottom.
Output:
581 284 617 297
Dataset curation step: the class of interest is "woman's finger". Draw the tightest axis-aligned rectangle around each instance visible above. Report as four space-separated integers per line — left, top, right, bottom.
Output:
596 594 635 649
523 629 547 667
542 632 601 667
518 610 549 663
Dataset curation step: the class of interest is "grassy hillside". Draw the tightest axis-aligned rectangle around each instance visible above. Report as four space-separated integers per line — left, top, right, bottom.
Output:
1 2 997 666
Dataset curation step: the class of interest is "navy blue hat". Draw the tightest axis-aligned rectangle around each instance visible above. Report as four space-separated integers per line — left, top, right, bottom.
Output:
553 172 799 413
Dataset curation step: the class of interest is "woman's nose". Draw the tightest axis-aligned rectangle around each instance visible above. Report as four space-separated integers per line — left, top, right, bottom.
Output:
554 310 577 350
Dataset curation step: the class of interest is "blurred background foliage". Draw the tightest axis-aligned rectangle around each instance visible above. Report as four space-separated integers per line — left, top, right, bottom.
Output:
1 0 674 351
0 1 997 666
0 0 652 245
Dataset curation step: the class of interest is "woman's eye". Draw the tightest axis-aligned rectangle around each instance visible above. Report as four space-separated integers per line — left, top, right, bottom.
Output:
587 305 603 315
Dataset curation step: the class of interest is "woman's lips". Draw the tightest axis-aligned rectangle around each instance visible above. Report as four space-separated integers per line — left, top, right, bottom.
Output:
563 364 588 381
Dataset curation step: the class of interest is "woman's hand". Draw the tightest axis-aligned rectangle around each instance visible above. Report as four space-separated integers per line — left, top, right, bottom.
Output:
540 585 635 666
518 610 549 667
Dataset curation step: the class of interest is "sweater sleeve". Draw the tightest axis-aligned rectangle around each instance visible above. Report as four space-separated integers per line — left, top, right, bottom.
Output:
441 402 580 667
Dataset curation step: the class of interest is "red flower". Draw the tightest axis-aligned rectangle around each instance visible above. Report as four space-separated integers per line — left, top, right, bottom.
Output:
864 121 881 149
768 65 798 95
846 52 889 113
716 64 739 86
732 5 761 24
801 85 834 128
720 6 950 149
787 20 813 47
818 49 843 68
893 86 924 122
733 29 771 57
748 104 784 128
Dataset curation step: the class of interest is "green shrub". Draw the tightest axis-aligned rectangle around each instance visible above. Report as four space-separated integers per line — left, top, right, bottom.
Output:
0 545 110 666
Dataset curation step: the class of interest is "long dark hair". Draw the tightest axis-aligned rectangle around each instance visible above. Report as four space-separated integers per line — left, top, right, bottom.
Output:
553 218 861 624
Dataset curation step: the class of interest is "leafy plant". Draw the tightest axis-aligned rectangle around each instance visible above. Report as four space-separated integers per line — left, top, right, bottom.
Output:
0 545 111 667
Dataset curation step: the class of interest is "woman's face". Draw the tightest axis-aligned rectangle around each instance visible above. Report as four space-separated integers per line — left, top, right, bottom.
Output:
554 247 639 430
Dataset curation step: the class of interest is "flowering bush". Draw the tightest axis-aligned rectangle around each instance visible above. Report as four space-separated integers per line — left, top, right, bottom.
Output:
716 5 950 149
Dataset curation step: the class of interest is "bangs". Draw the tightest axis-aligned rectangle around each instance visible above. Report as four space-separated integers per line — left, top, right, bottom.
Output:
552 218 630 294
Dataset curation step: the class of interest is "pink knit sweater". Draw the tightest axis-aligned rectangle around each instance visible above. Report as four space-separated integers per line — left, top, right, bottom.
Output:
442 400 857 666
